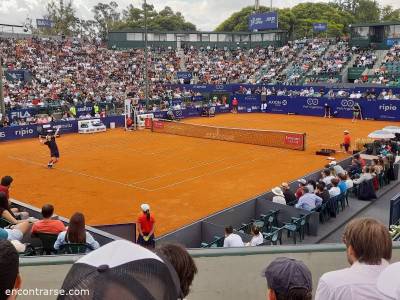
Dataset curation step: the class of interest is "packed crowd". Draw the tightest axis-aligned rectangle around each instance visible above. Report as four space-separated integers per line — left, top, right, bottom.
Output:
367 44 400 85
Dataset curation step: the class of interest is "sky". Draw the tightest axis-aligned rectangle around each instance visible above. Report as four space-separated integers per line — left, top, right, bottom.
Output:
0 0 400 31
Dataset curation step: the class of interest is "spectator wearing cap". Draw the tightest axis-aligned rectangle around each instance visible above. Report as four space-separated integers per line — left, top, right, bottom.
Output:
296 187 322 211
246 225 264 247
155 243 198 299
263 257 312 300
223 226 244 248
330 161 346 176
295 179 307 199
31 204 66 235
58 240 182 300
377 262 400 300
0 240 21 300
271 187 286 205
137 204 155 249
54 212 99 252
328 178 341 198
315 218 392 300
281 183 297 206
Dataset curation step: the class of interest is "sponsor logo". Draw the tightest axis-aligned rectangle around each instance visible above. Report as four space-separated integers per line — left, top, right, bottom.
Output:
10 111 31 119
215 85 225 90
268 100 288 106
0 132 5 139
379 104 397 112
15 127 34 137
77 106 93 112
340 100 355 107
175 110 183 117
238 106 246 111
306 98 319 106
285 134 303 147
152 120 164 129
247 108 252 112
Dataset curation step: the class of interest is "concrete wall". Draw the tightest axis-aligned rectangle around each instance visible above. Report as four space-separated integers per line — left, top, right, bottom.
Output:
19 243 400 300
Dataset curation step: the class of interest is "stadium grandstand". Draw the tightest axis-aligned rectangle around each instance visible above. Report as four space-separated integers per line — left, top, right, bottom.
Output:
1 0 400 299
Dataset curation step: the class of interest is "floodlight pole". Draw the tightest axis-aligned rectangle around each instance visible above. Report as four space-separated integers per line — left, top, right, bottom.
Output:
144 0 150 108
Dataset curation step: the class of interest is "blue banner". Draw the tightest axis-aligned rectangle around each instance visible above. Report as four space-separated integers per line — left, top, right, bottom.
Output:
8 108 37 120
387 38 400 46
177 72 193 80
249 12 278 31
36 19 54 28
313 23 328 32
5 70 29 82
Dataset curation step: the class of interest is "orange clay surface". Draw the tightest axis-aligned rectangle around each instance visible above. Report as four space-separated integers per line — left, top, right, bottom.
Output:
0 114 396 236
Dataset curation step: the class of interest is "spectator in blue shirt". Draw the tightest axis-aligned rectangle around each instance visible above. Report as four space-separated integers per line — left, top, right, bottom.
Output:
296 187 322 211
338 173 348 194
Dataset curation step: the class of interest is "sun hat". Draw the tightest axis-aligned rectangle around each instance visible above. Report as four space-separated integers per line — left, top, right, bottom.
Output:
58 240 182 300
141 204 150 212
344 130 349 134
281 182 289 188
272 187 284 197
298 178 307 185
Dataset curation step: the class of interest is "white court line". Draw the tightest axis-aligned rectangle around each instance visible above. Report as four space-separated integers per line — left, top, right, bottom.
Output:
7 156 153 192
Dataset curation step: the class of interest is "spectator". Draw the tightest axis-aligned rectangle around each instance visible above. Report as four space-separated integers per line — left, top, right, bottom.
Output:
376 262 400 300
353 166 373 185
54 212 99 252
329 178 341 198
137 203 155 249
262 257 312 300
281 182 297 206
337 174 348 194
246 225 264 247
315 218 392 300
155 243 198 299
31 204 66 235
223 225 244 247
271 187 286 205
58 240 182 299
306 180 316 194
347 159 362 178
0 176 28 220
321 169 335 186
296 187 322 211
354 153 366 168
315 182 330 204
295 179 307 199
0 240 21 300
329 161 346 176
344 172 354 189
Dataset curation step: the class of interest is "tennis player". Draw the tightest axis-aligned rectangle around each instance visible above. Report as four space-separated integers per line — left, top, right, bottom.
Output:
39 128 60 168
352 102 362 122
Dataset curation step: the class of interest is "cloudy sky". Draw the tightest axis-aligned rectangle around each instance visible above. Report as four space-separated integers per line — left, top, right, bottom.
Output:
1 0 400 31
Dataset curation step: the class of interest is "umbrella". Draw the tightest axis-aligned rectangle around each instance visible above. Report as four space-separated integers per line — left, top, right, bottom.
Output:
368 130 396 140
383 126 400 134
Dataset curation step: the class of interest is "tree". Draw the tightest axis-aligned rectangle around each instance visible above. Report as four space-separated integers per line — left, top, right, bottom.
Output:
353 0 380 23
381 6 400 22
92 1 122 39
43 0 78 36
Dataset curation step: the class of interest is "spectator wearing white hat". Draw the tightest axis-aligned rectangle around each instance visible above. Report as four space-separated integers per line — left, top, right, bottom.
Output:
137 204 155 249
296 179 307 199
329 161 346 176
271 187 286 205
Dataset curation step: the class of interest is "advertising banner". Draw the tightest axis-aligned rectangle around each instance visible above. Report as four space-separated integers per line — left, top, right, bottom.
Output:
249 12 278 31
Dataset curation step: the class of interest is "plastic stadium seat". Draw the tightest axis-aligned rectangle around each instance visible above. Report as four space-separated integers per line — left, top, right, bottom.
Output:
0 218 12 228
33 233 58 255
59 243 94 254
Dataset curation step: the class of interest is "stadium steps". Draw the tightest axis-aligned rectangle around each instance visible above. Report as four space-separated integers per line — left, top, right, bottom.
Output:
302 179 400 245
341 52 359 83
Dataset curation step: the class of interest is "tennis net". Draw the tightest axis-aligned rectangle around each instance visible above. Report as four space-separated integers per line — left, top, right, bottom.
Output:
152 120 306 151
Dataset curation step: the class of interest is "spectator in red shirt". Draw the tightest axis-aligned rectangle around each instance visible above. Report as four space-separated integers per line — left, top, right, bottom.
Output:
354 153 366 168
231 97 238 114
341 130 352 154
137 204 155 249
296 179 307 199
31 204 66 235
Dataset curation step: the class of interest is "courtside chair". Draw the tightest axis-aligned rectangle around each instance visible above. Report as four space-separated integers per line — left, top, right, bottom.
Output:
33 233 58 255
59 243 94 254
263 226 283 246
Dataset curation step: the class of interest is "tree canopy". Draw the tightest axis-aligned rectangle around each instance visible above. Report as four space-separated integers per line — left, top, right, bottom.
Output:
216 0 400 38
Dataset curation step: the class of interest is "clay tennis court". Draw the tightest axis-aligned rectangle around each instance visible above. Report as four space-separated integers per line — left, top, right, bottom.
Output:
0 114 395 236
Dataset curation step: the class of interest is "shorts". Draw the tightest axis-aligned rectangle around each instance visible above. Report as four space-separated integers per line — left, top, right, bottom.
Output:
5 228 23 241
343 144 350 152
137 233 155 248
353 111 360 117
51 151 60 158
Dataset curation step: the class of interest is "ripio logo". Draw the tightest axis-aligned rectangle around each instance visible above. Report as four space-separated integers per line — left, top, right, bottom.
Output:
15 128 34 137
0 132 5 139
379 104 397 112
